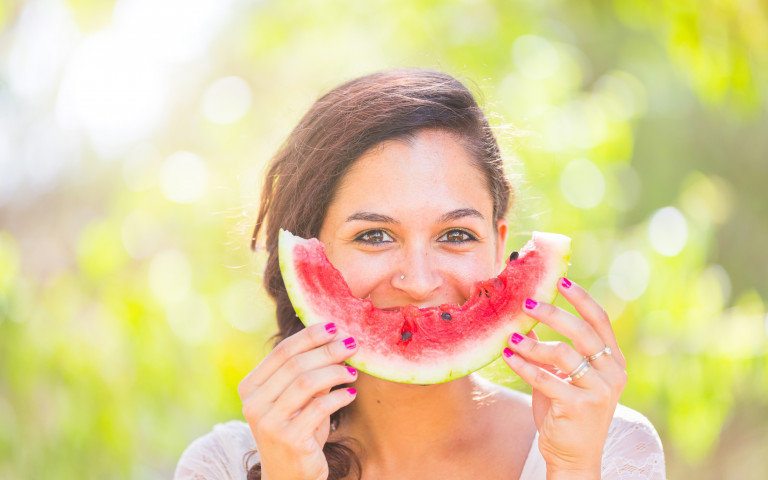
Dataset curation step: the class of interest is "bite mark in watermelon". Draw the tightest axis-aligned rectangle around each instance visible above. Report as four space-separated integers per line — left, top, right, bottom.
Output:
278 229 571 384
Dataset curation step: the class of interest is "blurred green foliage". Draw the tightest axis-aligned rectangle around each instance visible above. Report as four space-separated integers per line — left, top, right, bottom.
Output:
1 0 767 478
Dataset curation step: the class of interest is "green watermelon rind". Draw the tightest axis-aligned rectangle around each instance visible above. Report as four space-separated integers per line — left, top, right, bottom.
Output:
278 229 571 384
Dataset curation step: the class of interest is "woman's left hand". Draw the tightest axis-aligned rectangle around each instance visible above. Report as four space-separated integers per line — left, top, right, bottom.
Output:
502 277 627 479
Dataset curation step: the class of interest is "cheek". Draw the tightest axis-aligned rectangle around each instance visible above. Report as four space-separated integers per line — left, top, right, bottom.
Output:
443 255 497 293
344 270 382 299
330 252 394 299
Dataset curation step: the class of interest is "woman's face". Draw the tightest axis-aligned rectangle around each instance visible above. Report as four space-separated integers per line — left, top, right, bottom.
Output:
318 129 508 310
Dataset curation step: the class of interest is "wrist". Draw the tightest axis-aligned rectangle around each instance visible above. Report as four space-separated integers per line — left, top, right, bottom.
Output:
546 466 600 480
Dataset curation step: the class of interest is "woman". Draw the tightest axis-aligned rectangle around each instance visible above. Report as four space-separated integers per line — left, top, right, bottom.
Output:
175 69 665 479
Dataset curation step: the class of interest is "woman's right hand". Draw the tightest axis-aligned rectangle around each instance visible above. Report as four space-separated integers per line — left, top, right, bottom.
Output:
238 322 359 480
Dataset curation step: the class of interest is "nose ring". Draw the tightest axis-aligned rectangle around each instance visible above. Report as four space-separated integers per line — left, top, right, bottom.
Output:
400 274 405 280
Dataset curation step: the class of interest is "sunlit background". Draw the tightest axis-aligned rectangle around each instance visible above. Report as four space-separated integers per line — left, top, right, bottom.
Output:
1 0 767 478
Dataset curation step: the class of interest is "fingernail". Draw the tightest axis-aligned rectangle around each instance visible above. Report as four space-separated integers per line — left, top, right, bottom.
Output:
503 348 514 358
325 322 337 334
347 387 357 395
510 333 524 344
561 277 572 289
524 298 538 310
343 337 357 349
347 366 357 376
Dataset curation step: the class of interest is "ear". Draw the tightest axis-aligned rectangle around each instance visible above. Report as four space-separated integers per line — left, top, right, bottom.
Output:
494 217 509 273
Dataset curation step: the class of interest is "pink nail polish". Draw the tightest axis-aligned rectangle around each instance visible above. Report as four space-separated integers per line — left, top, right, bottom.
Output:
347 366 357 376
525 298 538 310
510 333 524 344
503 348 514 358
325 322 337 334
343 337 357 349
347 387 357 395
561 277 572 289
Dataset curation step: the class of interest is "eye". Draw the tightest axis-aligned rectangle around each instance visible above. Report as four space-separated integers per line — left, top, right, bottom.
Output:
438 229 477 243
354 229 393 245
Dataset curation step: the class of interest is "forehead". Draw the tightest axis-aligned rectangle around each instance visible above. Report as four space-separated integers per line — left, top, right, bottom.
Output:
328 130 492 218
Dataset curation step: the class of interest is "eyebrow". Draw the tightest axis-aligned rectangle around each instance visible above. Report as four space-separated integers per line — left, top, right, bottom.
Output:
345 212 400 224
437 208 485 223
344 208 484 224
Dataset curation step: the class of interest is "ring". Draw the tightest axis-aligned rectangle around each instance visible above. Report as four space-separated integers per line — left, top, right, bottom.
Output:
586 346 612 362
567 358 591 381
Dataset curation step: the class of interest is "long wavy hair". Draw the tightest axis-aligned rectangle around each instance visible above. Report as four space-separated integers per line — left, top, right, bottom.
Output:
245 68 512 479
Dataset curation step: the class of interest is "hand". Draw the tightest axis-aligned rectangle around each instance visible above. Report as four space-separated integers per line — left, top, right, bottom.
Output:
502 278 627 479
238 322 359 480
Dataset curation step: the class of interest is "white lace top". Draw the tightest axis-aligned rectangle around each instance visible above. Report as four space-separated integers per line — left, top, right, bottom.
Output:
174 404 665 479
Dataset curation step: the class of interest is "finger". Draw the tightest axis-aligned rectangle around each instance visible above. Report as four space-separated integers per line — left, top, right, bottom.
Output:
269 363 358 421
522 298 607 362
584 346 617 370
502 348 574 398
288 387 358 437
238 322 339 400
558 278 626 368
508 333 600 385
521 330 569 378
256 336 358 404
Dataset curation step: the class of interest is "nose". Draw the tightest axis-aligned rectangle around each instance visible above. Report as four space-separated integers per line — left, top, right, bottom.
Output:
392 244 442 301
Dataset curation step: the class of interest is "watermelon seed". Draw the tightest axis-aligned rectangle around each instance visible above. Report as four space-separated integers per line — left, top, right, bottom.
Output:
441 312 452 321
509 251 519 261
401 331 412 341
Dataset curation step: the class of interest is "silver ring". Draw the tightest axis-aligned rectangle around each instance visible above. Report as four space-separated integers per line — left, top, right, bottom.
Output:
567 358 591 381
587 346 612 362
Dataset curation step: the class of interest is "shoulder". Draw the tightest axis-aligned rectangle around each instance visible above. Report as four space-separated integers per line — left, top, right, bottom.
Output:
174 420 258 480
601 404 666 479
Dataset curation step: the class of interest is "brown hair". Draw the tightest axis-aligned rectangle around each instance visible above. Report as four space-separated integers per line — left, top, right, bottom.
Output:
246 68 512 479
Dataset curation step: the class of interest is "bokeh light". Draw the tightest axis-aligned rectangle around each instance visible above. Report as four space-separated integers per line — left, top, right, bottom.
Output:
604 163 641 211
219 279 272 333
121 209 165 259
559 157 606 209
513 35 560 80
165 291 212 345
112 0 229 64
122 143 162 192
56 28 168 156
6 0 78 101
648 206 689 256
609 250 651 301
201 76 253 125
696 264 732 312
149 249 192 304
159 151 209 204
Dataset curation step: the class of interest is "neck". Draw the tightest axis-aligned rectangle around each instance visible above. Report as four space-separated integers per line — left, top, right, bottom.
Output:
338 373 498 470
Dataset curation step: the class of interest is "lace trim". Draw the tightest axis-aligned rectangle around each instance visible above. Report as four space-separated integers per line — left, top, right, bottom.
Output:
174 421 256 480
600 406 666 479
174 406 666 480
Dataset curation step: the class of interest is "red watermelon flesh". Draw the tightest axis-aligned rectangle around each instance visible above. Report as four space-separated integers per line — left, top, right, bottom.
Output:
278 229 571 384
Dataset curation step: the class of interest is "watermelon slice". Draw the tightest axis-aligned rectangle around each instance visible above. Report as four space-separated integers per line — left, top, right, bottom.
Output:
278 229 571 384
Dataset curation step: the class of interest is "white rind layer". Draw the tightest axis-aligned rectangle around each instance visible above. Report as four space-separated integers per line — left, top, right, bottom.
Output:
278 230 320 331
349 316 536 384
278 229 571 384
531 231 572 301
